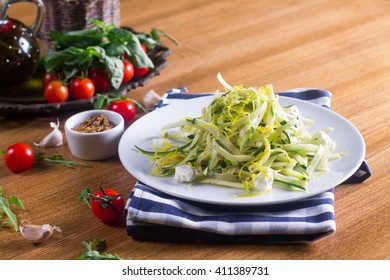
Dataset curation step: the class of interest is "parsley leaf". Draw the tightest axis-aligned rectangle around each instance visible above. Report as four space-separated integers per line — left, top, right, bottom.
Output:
77 239 128 260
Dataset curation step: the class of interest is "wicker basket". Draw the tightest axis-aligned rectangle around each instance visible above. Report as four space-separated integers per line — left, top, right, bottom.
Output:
40 0 120 49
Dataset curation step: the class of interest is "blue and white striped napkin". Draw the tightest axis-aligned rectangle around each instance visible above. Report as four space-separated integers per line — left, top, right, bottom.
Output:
125 88 371 243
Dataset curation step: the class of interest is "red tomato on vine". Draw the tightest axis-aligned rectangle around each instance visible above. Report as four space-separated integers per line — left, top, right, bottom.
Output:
78 187 125 222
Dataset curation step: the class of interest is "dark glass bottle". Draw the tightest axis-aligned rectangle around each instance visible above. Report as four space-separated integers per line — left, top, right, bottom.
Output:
0 18 40 88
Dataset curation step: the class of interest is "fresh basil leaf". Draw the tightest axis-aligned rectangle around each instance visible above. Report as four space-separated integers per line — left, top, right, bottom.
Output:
93 95 107 109
105 56 124 89
75 50 95 73
126 35 154 68
104 41 127 57
89 46 124 89
136 34 159 49
62 67 79 81
108 28 154 68
42 47 85 72
107 27 131 44
134 28 161 48
89 19 108 30
51 29 104 49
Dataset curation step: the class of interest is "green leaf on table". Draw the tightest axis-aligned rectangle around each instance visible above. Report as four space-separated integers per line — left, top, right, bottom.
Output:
0 195 20 231
8 196 25 210
86 239 107 251
35 152 92 169
77 239 126 260
46 154 93 169
77 188 91 208
77 250 122 260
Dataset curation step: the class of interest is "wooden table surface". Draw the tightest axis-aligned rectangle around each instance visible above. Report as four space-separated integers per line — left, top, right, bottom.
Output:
1 0 389 260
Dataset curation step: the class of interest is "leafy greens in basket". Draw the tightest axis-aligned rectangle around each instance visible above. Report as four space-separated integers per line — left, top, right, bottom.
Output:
41 20 178 89
136 74 343 196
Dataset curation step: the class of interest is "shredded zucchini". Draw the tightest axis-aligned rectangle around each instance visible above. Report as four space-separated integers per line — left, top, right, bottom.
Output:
136 73 343 195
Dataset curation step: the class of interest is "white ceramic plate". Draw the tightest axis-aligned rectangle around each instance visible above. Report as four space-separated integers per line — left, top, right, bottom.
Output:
118 96 365 206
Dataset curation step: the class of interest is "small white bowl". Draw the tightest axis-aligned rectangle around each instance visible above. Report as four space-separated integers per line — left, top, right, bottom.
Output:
64 110 124 160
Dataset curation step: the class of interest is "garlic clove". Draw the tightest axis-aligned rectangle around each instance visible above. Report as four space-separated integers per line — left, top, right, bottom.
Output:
34 119 63 148
19 220 62 244
143 90 162 111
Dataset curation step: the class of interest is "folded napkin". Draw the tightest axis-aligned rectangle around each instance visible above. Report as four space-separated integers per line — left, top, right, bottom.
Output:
125 88 371 243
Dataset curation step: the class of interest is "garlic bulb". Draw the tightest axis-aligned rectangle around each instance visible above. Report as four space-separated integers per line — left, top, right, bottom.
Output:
19 220 62 243
143 90 162 110
34 119 63 148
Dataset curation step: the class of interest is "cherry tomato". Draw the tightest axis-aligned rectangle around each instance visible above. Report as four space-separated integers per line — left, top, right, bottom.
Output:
90 189 125 222
122 60 134 83
41 72 58 88
44 80 69 103
107 99 136 123
140 44 147 53
88 67 111 92
4 143 35 173
134 67 149 78
69 77 95 100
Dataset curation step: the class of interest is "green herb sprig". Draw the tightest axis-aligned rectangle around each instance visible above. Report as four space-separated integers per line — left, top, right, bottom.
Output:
1 149 92 170
0 187 24 232
77 239 128 260
35 153 92 169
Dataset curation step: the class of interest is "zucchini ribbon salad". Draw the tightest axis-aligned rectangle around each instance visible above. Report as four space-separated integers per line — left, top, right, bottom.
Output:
136 74 344 196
